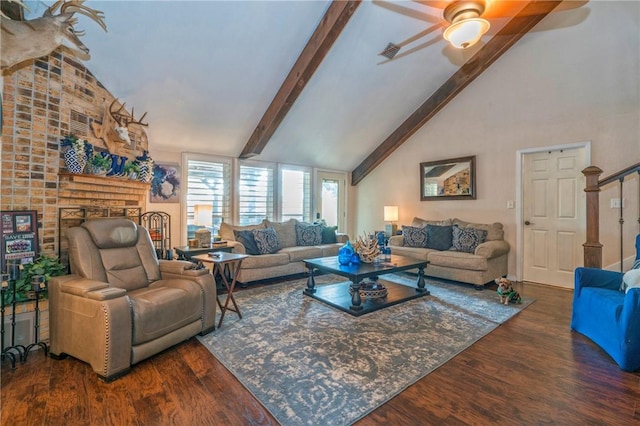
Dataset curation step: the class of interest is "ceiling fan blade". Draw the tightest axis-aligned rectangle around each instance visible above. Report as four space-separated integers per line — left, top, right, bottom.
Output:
483 0 588 19
395 22 444 48
372 0 442 23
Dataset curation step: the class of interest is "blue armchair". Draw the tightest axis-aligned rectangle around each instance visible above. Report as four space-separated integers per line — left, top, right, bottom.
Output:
570 235 640 371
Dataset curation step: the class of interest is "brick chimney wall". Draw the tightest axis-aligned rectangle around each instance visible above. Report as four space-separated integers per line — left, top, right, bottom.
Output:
1 49 150 255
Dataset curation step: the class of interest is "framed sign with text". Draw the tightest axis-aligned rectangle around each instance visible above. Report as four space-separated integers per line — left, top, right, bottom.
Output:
1 210 39 272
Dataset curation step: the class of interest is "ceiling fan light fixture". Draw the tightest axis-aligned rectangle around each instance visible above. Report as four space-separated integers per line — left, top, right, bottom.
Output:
443 17 490 49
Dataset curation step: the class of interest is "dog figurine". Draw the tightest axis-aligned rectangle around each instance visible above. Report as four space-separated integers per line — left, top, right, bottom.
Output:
495 277 522 305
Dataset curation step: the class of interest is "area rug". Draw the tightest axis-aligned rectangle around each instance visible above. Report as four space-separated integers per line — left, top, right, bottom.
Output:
197 274 533 426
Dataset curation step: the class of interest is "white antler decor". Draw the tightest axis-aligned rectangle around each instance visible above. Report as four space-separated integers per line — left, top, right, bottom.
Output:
91 99 149 153
1 0 107 71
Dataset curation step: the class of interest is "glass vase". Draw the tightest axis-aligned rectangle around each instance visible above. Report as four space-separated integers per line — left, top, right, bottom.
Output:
338 240 354 265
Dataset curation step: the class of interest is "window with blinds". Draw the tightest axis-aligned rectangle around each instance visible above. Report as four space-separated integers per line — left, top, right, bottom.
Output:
186 158 231 238
238 162 275 225
281 167 311 222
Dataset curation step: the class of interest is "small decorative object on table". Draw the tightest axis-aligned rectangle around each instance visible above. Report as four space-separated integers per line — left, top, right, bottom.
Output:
495 277 522 305
349 280 388 299
353 232 380 263
338 240 355 265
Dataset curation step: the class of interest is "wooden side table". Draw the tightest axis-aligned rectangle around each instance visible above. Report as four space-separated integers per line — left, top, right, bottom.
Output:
192 252 248 328
174 244 233 261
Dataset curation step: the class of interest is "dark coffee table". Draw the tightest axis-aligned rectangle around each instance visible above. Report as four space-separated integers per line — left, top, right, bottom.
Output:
303 255 429 316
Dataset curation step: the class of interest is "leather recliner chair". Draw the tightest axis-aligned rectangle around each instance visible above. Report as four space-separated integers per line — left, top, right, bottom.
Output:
49 218 217 381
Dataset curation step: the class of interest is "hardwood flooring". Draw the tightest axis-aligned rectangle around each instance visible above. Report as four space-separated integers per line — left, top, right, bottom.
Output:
2 281 639 425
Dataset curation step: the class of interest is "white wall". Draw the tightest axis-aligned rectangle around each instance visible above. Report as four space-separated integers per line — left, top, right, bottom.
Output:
146 149 183 250
354 1 640 278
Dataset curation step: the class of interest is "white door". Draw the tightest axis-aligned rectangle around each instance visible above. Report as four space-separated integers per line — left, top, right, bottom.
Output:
522 147 587 288
315 172 346 231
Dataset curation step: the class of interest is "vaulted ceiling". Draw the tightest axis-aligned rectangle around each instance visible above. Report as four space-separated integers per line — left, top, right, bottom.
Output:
25 0 594 182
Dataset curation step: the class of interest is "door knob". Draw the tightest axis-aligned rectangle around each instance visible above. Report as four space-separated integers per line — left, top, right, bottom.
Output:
524 220 533 226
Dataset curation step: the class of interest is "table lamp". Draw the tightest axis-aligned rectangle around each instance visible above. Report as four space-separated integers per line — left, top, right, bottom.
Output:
194 204 212 248
384 205 398 236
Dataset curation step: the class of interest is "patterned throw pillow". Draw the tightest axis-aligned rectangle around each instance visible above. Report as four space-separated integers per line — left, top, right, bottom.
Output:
425 224 453 250
233 230 260 255
321 225 338 244
452 225 487 253
252 227 281 254
402 225 428 248
295 222 323 246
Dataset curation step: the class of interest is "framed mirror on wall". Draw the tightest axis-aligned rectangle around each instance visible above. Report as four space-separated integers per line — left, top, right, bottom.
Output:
420 155 476 201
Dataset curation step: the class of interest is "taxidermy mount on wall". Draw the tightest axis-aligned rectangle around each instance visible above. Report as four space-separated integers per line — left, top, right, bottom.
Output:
1 0 107 71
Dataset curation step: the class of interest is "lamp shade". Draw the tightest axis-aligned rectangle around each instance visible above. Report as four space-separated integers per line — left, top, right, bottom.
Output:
194 204 213 227
383 206 398 222
443 18 490 49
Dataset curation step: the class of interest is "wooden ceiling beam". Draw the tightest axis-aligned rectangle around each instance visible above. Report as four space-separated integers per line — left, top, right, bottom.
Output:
351 1 563 185
239 0 361 159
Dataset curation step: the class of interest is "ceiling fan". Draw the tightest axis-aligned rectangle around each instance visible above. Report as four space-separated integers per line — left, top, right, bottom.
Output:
440 0 491 49
378 0 588 60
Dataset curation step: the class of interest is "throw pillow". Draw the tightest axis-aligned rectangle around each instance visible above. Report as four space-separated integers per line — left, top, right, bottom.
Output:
452 225 487 253
426 224 453 250
622 269 640 293
233 230 260 255
221 221 265 242
265 219 297 248
321 225 338 244
252 227 281 254
295 222 323 246
402 225 428 248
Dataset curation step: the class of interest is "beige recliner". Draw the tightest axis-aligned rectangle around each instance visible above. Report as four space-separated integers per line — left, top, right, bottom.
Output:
49 218 216 381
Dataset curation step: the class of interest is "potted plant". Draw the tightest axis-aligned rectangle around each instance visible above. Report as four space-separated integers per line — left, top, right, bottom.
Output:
3 254 66 304
123 160 140 179
60 135 90 174
89 152 112 175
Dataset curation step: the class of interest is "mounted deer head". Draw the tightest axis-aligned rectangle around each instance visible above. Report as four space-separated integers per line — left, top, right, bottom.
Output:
91 99 148 153
1 0 107 71
110 99 148 145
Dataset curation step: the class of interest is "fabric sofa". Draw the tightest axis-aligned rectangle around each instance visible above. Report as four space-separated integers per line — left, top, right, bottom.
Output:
388 217 510 288
219 219 348 284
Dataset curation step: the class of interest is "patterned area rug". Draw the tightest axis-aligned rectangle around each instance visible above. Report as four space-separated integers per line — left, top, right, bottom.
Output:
197 274 533 426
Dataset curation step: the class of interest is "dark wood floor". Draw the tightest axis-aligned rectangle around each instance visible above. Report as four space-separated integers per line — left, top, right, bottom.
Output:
2 281 639 425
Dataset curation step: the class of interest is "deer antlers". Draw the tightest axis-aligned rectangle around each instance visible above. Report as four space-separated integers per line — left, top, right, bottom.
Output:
46 0 107 32
109 99 149 128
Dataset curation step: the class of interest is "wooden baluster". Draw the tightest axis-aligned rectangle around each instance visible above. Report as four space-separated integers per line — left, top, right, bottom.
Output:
582 166 603 268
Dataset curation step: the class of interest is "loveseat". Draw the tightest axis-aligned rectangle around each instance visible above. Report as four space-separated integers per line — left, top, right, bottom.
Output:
388 217 510 288
219 219 349 284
